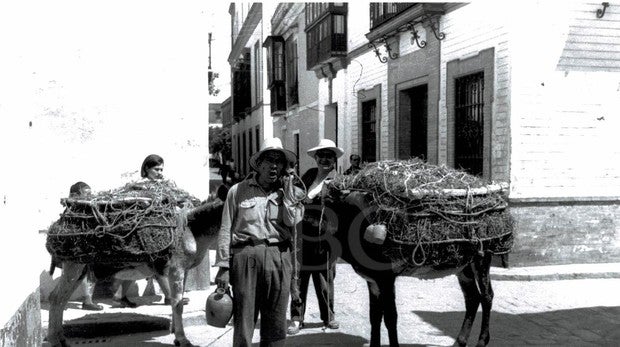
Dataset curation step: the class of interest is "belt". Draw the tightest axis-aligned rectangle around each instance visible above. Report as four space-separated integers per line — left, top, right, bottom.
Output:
232 238 291 249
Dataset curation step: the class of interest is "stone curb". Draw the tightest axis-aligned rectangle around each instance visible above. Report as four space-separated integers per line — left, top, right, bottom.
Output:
490 262 620 281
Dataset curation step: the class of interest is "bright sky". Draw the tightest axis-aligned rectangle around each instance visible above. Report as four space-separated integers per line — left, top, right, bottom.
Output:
208 2 232 103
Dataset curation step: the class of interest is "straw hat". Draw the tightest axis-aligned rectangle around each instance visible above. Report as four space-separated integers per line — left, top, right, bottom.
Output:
249 137 297 171
307 139 344 158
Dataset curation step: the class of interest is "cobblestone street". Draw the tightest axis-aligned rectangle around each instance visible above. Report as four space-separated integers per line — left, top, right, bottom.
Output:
42 259 620 346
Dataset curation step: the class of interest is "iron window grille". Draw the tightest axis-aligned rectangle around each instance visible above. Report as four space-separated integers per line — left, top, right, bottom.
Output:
454 72 484 176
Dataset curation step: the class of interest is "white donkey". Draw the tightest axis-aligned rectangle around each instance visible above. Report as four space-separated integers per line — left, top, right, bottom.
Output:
46 196 224 347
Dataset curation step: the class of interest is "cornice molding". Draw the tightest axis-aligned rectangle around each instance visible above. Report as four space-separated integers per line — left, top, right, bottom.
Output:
228 3 262 64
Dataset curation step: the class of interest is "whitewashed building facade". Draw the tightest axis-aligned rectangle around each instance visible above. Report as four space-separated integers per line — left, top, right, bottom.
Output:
263 1 620 265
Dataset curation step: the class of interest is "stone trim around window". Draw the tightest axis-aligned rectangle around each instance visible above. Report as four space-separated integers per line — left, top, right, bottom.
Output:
357 84 382 162
446 47 494 179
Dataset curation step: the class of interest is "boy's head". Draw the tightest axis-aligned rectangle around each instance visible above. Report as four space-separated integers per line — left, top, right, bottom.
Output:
69 181 91 198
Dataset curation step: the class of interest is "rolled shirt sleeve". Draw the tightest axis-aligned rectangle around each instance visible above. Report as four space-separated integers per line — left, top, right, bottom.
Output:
215 185 237 268
282 186 304 227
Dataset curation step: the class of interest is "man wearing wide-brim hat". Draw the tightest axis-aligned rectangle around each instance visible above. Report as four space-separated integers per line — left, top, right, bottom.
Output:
289 138 344 335
215 137 305 346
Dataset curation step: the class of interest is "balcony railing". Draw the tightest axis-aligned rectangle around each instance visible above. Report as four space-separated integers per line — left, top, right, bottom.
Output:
307 32 347 70
369 3 416 30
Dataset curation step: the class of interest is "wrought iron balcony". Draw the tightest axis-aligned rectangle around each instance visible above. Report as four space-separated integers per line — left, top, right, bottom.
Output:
369 3 416 30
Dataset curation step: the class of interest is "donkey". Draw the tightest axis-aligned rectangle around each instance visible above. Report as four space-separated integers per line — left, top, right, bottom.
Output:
46 194 225 347
326 190 496 347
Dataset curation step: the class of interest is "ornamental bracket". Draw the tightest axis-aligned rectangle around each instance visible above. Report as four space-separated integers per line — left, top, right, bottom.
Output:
407 22 426 49
368 35 398 63
367 41 388 63
597 2 610 18
422 13 445 41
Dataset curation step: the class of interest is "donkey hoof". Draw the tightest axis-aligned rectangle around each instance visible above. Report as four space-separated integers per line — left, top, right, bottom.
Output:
49 338 71 347
173 339 196 347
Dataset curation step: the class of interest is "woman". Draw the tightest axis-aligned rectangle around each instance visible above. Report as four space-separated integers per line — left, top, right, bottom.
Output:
288 139 344 334
115 154 188 307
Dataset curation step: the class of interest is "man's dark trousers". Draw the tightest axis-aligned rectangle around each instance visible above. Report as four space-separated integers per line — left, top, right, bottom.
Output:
231 243 292 347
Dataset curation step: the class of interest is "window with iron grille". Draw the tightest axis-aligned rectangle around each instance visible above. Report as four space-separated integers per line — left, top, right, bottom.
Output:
361 99 377 163
454 72 484 176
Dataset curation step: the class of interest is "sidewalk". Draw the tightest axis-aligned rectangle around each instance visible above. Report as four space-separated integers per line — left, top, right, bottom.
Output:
41 254 620 346
491 262 620 281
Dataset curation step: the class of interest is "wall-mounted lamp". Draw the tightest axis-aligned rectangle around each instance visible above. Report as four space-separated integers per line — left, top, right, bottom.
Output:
597 2 610 18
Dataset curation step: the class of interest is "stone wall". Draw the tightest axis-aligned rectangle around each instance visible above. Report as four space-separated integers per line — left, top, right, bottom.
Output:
0 292 41 347
509 203 620 266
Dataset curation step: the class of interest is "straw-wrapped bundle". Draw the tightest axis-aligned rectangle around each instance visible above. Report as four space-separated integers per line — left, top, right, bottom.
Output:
328 159 514 269
46 180 201 263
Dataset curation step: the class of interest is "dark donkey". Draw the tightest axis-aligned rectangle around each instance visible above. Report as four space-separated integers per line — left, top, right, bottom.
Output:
324 190 498 347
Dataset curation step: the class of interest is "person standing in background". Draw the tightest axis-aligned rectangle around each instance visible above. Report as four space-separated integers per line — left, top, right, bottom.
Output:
288 139 343 335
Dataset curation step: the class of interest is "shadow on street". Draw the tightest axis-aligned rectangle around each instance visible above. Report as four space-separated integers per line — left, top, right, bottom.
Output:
414 306 620 346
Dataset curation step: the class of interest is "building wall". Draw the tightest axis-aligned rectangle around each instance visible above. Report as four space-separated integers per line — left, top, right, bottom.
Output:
0 1 210 340
344 50 388 162
439 2 512 182
506 1 620 264
387 23 441 164
510 0 620 200
229 3 270 176
510 203 620 266
270 3 322 174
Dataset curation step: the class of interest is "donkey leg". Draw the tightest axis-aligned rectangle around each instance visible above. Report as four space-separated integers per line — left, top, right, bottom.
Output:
48 262 86 347
455 264 480 347
472 253 493 347
367 281 383 347
168 264 194 347
379 276 399 347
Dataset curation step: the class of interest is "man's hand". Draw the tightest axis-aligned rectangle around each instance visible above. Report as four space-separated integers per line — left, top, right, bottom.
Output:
215 268 229 289
282 174 305 204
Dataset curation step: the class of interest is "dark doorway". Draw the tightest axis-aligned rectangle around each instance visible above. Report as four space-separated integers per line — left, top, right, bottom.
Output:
398 84 428 160
361 99 377 163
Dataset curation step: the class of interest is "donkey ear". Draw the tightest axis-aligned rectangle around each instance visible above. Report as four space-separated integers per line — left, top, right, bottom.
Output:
217 184 230 202
344 191 368 207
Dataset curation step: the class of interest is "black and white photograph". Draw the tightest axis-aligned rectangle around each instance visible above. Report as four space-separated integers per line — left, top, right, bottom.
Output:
0 1 618 346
